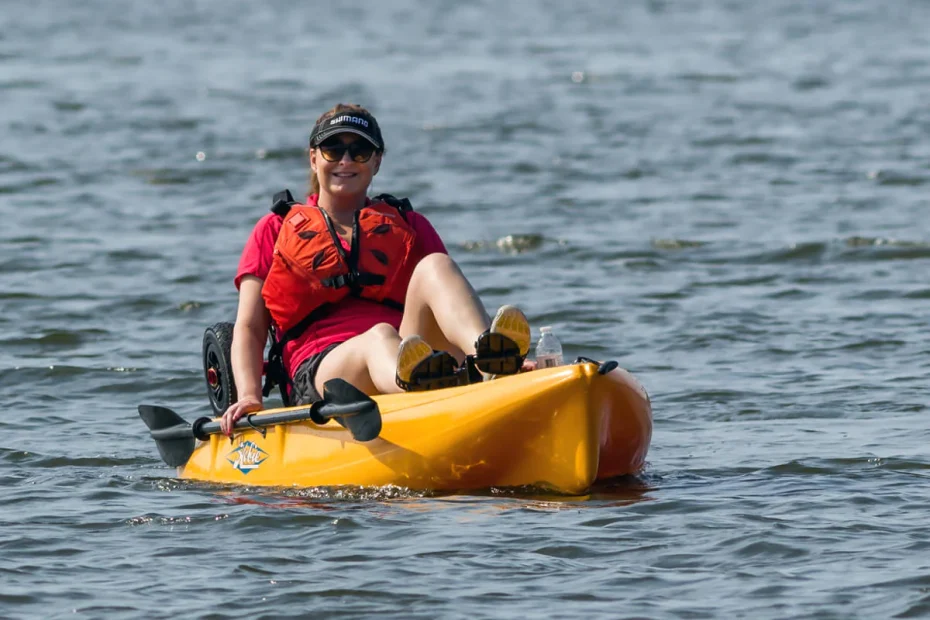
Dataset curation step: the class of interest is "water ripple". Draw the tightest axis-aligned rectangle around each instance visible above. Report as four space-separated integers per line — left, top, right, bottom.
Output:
3 0 930 617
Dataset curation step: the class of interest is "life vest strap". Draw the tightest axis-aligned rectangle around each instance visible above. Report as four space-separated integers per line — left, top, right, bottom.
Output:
373 193 413 218
271 191 414 219
321 272 387 289
380 298 404 312
262 303 334 397
271 189 298 217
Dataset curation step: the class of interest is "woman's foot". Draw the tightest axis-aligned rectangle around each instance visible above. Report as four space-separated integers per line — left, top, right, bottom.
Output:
396 335 434 387
475 305 531 378
395 335 461 391
490 305 531 356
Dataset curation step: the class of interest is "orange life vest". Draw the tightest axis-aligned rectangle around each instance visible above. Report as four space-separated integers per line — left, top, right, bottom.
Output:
261 192 418 336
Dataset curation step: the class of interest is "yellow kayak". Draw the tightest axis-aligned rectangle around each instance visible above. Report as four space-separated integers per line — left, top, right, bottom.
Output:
140 361 651 495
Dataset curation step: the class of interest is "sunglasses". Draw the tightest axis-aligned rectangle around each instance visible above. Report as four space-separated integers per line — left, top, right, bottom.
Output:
317 139 378 163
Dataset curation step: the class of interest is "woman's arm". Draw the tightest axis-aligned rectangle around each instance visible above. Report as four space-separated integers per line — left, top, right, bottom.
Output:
220 275 271 435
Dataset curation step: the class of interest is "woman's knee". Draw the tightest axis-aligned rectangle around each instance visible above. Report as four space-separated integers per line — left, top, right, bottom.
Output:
314 329 396 395
365 322 401 343
410 253 458 288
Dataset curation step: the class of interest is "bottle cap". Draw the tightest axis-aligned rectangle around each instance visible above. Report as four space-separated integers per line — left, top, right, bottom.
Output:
540 326 552 333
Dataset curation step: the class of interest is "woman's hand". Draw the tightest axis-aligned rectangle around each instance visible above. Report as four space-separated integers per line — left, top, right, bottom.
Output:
519 359 538 373
220 395 263 436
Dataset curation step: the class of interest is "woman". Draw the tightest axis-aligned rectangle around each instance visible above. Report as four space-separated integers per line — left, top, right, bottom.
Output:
220 103 531 435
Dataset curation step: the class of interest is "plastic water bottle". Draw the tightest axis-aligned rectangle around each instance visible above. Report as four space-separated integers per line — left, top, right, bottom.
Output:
535 326 563 368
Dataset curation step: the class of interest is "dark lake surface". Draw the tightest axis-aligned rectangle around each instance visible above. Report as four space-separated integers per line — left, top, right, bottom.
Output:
2 1 929 617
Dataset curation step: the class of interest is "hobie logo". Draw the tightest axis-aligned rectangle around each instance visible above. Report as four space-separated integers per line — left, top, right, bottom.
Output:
330 115 369 128
226 441 269 474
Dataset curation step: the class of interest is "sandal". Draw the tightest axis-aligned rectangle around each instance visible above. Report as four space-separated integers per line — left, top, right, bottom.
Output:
395 335 463 391
472 305 531 376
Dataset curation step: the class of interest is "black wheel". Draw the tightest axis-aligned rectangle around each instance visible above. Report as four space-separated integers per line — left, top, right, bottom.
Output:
203 322 237 416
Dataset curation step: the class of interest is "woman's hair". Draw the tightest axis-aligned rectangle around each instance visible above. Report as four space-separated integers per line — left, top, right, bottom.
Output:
308 103 385 196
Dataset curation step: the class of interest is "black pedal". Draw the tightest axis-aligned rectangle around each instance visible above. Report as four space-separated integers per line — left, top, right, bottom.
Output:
399 351 463 392
473 332 524 375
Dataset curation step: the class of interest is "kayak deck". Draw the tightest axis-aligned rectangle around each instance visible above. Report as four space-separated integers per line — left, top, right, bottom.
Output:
180 362 652 495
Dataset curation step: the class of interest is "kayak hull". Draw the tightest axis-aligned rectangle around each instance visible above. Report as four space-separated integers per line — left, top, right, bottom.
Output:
179 362 652 495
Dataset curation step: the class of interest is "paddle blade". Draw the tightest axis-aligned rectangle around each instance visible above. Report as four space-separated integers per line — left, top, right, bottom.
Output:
320 379 382 442
138 405 196 468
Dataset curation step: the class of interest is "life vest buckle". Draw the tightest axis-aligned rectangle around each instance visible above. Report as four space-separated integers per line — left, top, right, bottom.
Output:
322 273 353 289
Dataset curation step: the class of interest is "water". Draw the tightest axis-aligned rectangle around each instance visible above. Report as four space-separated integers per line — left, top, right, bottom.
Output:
2 0 930 617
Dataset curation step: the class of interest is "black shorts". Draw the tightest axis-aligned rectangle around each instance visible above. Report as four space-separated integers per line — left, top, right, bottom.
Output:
290 343 341 406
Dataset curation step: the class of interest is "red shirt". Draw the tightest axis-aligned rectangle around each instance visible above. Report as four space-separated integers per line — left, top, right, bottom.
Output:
235 198 447 376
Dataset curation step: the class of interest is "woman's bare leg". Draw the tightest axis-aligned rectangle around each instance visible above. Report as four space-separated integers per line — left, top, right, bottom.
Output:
398 253 490 362
313 254 527 398
313 323 405 396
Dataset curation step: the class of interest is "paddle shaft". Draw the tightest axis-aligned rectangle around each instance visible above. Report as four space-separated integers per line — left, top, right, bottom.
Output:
148 400 375 441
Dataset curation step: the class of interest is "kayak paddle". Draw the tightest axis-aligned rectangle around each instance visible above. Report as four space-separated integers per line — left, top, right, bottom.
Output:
138 378 382 467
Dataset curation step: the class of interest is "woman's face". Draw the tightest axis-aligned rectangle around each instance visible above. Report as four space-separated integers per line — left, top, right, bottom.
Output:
310 133 381 198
